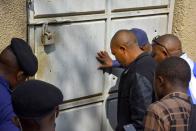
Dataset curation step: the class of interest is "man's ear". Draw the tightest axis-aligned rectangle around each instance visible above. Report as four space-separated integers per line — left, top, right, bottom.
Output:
157 76 165 86
162 50 169 57
16 71 27 82
119 44 127 54
12 116 21 128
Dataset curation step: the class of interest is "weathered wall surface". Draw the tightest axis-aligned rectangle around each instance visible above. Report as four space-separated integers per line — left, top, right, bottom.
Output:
0 0 26 51
0 0 195 60
173 0 196 60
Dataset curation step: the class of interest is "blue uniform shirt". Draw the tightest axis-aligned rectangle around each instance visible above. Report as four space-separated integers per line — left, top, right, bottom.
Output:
193 62 196 77
112 60 121 67
0 76 19 131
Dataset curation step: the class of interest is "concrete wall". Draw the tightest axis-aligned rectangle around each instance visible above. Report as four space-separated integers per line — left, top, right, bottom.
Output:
0 0 26 52
173 0 196 60
0 0 195 60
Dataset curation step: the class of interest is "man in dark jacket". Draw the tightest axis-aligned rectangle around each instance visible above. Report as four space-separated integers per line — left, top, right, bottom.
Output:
110 30 156 131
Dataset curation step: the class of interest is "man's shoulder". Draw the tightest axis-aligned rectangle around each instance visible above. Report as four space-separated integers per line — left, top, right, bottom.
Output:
0 121 20 131
123 53 156 81
147 99 172 117
148 96 191 118
136 53 156 68
147 101 162 113
135 53 156 81
0 83 10 96
0 84 11 106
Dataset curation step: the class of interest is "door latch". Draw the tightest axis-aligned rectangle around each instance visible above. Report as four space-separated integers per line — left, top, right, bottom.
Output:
41 23 55 46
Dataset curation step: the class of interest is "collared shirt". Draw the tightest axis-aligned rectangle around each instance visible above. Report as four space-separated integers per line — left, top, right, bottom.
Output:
0 76 19 131
180 53 196 104
144 92 191 131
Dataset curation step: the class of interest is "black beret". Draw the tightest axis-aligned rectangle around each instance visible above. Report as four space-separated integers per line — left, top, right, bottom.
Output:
12 80 63 118
10 38 38 76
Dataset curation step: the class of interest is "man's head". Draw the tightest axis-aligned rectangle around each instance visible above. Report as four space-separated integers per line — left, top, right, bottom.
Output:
155 57 191 100
152 34 182 63
0 38 38 89
129 28 151 52
12 80 63 131
110 30 143 66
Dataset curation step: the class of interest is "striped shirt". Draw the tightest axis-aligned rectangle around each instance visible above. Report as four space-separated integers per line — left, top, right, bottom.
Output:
144 92 191 131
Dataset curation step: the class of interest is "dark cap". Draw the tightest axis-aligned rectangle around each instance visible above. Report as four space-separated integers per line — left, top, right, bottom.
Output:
129 28 149 46
10 38 38 76
12 80 63 118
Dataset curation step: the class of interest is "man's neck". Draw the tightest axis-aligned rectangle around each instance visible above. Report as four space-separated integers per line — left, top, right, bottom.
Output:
166 86 187 96
126 49 144 66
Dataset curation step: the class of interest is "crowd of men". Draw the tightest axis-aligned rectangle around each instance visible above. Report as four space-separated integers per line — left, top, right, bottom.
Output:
0 28 195 131
96 28 196 131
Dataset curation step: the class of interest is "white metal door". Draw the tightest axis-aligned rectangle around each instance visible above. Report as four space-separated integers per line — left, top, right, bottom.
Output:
28 0 175 131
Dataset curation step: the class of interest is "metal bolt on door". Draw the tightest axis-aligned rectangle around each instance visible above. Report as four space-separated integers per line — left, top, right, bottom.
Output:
28 0 175 131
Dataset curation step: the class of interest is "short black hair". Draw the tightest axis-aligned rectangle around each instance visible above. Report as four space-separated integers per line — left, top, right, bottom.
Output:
155 57 191 88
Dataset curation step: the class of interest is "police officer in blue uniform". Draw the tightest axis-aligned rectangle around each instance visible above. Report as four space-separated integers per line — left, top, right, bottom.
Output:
0 38 38 131
12 80 63 131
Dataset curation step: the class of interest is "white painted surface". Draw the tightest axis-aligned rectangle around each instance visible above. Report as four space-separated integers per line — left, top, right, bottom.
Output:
111 0 169 10
111 15 168 42
34 0 105 17
35 21 105 101
56 103 102 131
